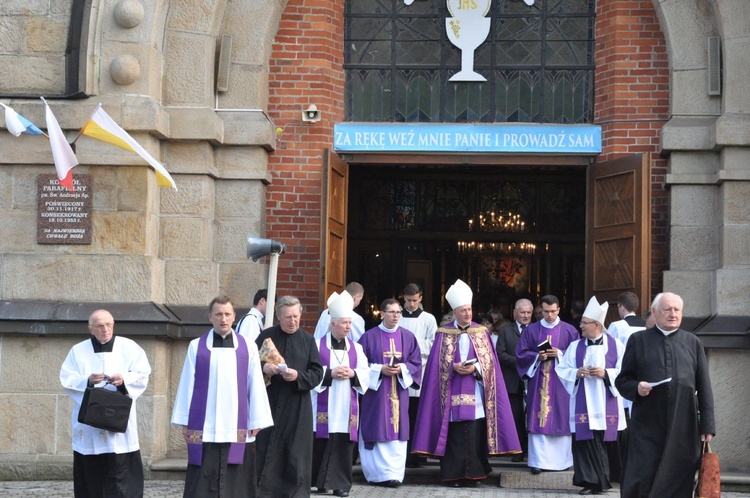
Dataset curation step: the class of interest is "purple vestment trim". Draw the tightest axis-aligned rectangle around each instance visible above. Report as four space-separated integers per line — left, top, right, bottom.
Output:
573 335 618 442
316 336 359 441
186 332 249 466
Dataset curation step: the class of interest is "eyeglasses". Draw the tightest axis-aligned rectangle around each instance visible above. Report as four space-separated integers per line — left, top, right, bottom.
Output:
580 320 598 326
384 310 402 315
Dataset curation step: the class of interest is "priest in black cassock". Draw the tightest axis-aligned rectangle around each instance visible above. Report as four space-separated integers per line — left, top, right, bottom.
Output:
557 296 626 495
255 295 324 498
615 292 715 498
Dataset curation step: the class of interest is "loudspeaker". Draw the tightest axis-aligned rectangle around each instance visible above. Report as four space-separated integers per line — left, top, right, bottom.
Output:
247 234 285 262
707 36 721 96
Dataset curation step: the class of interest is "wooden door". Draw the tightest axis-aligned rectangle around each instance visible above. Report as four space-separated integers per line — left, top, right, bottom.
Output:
586 154 651 322
321 149 349 303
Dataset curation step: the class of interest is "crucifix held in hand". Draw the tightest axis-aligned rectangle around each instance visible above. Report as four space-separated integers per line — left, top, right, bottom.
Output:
384 337 402 433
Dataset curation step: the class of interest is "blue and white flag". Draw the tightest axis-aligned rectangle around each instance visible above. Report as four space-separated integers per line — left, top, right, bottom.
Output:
1 102 44 136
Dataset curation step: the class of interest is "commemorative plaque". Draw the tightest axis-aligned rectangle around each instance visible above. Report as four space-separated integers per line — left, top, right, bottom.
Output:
37 174 93 244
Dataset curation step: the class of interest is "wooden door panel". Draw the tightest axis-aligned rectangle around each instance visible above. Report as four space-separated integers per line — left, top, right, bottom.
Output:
587 154 651 323
322 149 349 302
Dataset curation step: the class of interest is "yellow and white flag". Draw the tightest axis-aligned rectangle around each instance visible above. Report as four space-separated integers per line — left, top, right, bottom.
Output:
80 104 177 190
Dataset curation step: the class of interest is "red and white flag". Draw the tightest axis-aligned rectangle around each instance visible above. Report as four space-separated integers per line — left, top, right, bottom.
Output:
42 97 78 191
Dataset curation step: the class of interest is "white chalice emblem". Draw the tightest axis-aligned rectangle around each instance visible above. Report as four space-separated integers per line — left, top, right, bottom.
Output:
446 0 492 81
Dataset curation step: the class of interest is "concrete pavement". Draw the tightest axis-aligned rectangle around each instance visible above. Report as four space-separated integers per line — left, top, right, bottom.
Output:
1 479 749 497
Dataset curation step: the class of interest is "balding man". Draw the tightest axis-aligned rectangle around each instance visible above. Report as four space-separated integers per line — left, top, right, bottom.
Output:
60 309 151 497
496 298 534 461
615 292 715 498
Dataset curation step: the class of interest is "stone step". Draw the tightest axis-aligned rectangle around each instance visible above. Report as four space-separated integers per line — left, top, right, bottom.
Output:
150 456 750 492
151 456 577 490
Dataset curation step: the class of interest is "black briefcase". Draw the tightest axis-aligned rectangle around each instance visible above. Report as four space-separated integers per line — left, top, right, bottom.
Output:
77 386 132 433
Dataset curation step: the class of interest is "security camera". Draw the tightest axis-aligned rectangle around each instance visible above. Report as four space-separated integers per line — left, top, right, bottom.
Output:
302 104 321 123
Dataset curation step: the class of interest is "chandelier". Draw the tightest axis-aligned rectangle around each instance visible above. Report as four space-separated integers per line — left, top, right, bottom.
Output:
468 210 527 233
460 210 536 255
457 241 536 255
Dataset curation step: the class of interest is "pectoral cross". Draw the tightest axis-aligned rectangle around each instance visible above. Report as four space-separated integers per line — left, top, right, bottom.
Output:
384 338 402 433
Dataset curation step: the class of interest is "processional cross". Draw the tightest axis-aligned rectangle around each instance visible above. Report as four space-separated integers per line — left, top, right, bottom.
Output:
383 338 402 433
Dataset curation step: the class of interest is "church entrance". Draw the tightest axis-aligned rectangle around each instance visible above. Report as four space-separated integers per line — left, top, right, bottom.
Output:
345 161 587 328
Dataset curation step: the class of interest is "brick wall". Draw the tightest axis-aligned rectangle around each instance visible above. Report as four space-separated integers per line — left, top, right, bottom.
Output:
268 0 671 326
267 0 345 329
594 0 670 298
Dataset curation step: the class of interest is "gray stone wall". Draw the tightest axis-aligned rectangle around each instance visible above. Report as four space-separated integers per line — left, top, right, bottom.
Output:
0 0 281 478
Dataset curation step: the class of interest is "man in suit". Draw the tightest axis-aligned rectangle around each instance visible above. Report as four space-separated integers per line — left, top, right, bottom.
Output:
495 298 533 462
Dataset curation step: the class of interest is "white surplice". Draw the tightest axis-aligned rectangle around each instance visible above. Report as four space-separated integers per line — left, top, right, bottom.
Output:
398 309 437 396
60 336 151 455
236 308 264 344
311 334 370 433
171 330 273 442
556 335 627 433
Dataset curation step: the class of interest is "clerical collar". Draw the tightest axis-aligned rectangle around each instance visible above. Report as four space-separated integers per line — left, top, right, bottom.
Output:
330 335 347 350
540 317 560 329
378 323 398 333
453 320 471 332
91 336 115 353
212 330 234 348
587 335 604 346
656 326 678 336
402 307 423 318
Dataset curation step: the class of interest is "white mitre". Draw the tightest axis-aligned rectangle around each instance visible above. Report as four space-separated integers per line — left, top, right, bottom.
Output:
328 290 354 319
445 279 473 310
326 291 339 308
582 296 609 327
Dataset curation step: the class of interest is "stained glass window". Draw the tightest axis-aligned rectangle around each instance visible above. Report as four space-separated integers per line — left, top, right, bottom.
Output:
345 0 595 123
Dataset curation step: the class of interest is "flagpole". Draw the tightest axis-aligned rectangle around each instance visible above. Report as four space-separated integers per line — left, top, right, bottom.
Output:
71 103 101 145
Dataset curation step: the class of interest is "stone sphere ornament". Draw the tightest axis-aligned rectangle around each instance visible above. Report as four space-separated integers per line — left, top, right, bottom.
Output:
110 55 141 85
114 0 145 29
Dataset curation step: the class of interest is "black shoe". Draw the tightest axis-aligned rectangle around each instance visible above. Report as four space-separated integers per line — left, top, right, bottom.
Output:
333 491 349 497
579 488 593 495
385 480 401 488
463 480 479 488
316 488 328 494
531 467 542 475
512 454 524 462
444 481 461 488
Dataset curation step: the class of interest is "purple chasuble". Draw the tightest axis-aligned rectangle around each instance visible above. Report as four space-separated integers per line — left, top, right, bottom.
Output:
316 336 359 441
412 322 521 456
358 326 421 450
516 320 579 435
573 335 619 442
186 331 249 466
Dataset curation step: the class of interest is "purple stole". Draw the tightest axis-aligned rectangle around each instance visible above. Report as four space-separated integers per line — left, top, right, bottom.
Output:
186 331 249 466
316 336 359 441
573 335 618 442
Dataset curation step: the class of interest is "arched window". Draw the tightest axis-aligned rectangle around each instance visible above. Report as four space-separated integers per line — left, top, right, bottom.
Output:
345 0 595 123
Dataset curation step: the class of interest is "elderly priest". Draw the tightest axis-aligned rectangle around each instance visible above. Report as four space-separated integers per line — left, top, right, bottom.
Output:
60 309 151 498
557 296 626 496
413 279 520 488
311 291 370 497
